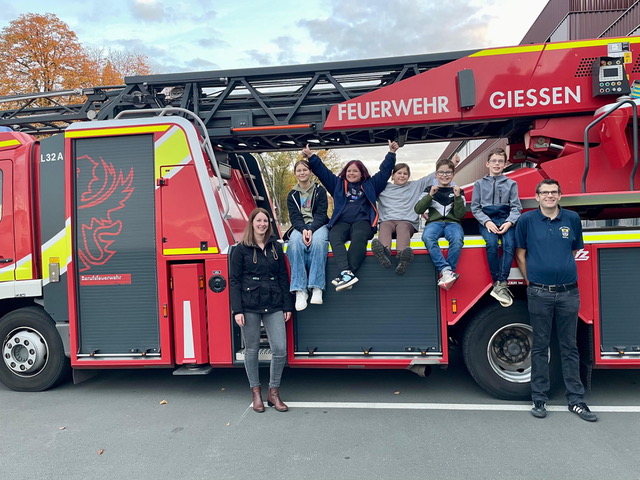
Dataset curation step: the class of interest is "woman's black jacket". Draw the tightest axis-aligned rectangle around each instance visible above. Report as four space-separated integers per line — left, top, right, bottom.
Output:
229 237 293 315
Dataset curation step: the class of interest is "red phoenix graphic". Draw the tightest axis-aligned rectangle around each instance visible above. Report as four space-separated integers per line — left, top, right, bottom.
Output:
76 154 135 272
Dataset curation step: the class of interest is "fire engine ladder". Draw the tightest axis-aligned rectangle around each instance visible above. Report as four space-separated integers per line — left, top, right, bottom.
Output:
0 49 481 151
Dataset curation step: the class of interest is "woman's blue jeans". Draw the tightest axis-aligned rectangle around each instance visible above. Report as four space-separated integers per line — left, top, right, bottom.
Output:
286 226 329 291
241 311 287 388
421 221 464 272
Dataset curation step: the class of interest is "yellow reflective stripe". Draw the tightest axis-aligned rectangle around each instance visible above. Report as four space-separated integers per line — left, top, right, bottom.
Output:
16 255 33 280
470 37 640 58
0 268 14 281
583 231 640 243
0 139 21 148
470 44 544 57
163 247 219 255
155 127 192 178
545 37 640 50
65 125 170 138
41 222 72 282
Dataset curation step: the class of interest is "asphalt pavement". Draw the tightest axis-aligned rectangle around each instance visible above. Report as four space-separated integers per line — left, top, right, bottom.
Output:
1 351 640 479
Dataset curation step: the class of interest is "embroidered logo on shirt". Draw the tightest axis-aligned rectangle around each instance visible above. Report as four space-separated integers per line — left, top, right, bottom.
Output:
560 226 570 238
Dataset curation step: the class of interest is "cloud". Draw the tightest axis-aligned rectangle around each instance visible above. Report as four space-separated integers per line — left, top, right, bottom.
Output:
299 0 490 61
130 0 167 22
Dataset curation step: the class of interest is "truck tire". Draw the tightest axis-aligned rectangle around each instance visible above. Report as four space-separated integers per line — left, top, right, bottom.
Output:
0 307 69 392
462 301 560 401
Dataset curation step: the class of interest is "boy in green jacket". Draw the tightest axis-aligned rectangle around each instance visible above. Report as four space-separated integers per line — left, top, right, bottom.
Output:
414 158 466 290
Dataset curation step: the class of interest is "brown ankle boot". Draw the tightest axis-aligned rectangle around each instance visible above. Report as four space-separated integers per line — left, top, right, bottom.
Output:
267 387 288 412
251 386 265 413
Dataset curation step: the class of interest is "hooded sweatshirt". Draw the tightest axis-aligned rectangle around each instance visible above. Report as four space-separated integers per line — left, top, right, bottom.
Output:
470 174 522 226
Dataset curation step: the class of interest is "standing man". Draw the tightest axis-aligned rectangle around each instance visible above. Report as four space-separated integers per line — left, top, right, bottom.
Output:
515 179 597 422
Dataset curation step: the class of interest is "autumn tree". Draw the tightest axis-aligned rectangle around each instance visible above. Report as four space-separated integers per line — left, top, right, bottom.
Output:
87 47 153 85
0 13 98 97
0 13 153 102
258 149 343 226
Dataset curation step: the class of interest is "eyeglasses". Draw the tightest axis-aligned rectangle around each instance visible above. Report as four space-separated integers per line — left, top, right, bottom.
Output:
436 171 453 177
488 159 506 164
537 190 560 196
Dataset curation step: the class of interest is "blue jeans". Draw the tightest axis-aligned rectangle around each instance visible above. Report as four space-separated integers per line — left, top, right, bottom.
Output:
286 226 329 291
480 222 515 282
527 286 585 404
241 311 287 388
421 221 464 272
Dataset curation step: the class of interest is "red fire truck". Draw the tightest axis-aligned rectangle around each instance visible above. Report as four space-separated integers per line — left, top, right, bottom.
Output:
1 36 639 399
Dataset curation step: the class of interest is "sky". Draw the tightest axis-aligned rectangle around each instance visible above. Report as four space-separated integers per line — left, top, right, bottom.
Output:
0 0 550 176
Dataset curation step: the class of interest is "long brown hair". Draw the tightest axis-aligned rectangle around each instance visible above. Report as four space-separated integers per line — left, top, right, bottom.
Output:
241 208 274 246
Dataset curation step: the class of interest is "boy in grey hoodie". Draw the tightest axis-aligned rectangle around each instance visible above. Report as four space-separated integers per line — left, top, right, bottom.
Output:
470 148 522 307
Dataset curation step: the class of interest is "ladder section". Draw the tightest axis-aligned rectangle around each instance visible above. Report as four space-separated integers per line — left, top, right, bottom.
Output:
0 50 476 148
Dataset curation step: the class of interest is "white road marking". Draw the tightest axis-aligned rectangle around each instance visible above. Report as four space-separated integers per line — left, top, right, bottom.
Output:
282 402 640 413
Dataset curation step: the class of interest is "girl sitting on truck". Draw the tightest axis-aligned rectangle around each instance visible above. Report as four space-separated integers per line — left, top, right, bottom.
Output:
373 163 436 275
301 141 399 291
285 159 330 311
229 208 293 413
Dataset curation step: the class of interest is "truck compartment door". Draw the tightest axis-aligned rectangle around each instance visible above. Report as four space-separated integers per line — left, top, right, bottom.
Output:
73 135 160 356
598 247 640 354
294 254 441 354
170 263 208 364
0 160 15 284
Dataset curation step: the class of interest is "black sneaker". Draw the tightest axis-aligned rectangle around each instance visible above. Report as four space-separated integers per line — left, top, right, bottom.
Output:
568 402 597 422
395 247 414 276
335 270 358 291
371 239 392 269
531 400 547 418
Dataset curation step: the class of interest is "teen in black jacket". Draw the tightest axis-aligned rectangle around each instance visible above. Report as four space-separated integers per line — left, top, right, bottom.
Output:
229 208 293 412
286 159 329 310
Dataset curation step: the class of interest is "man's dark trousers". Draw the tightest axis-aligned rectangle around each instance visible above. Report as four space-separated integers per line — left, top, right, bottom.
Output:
527 285 585 404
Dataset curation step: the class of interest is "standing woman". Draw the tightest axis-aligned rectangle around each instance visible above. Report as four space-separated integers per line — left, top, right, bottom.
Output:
286 159 330 311
302 141 399 291
229 208 294 412
373 163 435 275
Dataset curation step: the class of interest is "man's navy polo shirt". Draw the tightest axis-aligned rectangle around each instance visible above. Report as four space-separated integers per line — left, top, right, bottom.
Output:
515 206 584 285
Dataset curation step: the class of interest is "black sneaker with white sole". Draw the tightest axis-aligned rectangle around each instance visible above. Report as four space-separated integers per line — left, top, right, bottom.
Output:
335 270 358 291
531 400 547 418
568 402 597 422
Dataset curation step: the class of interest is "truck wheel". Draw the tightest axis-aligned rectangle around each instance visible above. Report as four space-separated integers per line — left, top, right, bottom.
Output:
0 307 69 392
462 301 559 401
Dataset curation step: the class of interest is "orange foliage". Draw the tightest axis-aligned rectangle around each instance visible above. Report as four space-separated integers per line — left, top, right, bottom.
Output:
0 13 153 98
0 13 98 96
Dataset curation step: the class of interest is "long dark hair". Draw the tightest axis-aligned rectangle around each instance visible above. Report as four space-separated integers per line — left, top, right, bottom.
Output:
338 160 371 182
241 208 274 246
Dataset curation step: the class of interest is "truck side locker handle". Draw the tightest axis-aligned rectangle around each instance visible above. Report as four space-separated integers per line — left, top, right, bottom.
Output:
0 258 14 264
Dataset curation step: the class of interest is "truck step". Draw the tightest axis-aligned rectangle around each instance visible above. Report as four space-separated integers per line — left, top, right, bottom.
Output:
235 348 272 361
172 365 213 375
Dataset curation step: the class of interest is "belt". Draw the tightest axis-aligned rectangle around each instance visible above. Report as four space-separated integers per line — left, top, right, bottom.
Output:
528 282 578 292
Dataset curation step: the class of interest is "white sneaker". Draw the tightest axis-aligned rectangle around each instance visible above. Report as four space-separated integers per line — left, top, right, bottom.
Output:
295 290 308 311
490 282 513 307
438 270 459 290
310 288 323 305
